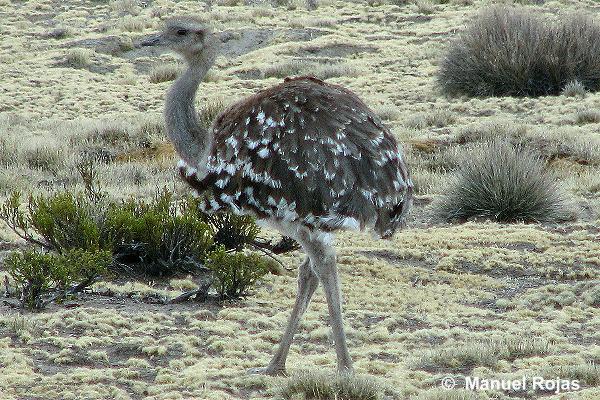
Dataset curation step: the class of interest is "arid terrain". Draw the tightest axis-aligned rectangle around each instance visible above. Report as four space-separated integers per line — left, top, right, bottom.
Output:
0 0 599 399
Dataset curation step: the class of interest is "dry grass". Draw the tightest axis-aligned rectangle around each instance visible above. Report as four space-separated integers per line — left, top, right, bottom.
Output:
562 80 587 97
435 139 569 223
439 6 600 97
148 63 182 83
405 109 456 129
278 371 385 400
262 59 359 80
64 48 92 68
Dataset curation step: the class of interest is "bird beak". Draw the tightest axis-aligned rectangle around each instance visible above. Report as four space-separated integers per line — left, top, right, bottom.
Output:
140 34 163 47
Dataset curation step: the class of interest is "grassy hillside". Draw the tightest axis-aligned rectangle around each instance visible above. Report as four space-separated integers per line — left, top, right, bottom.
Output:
0 0 598 399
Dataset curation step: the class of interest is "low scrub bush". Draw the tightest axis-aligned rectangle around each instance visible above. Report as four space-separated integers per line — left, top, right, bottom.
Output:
106 192 214 276
205 247 268 299
6 249 111 309
439 7 600 97
1 164 282 305
204 212 259 251
436 139 569 223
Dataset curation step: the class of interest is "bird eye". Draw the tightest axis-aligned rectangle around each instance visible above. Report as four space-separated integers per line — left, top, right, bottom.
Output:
176 29 187 36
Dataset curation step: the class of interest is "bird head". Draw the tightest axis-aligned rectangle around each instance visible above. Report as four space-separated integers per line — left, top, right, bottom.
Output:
141 17 218 64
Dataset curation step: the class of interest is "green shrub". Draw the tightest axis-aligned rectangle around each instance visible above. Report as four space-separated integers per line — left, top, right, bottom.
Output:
436 139 569 223
205 247 268 299
1 187 267 278
439 7 600 97
6 249 111 309
204 212 260 251
106 192 214 276
28 191 108 253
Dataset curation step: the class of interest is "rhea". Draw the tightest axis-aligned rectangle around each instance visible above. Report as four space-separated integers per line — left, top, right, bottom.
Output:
142 18 413 375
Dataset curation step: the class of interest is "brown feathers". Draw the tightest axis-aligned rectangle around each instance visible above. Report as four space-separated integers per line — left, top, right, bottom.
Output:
182 77 413 238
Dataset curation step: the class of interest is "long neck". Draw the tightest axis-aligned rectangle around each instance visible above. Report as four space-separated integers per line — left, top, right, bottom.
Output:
165 59 213 168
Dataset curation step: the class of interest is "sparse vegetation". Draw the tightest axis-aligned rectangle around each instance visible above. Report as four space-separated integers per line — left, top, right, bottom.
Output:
205 246 269 299
148 63 181 83
414 337 551 371
436 139 569 222
562 80 587 97
439 7 600 97
278 371 384 400
262 60 358 80
65 48 92 69
6 249 111 309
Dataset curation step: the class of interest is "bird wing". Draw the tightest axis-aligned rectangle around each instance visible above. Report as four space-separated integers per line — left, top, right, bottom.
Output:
191 77 412 237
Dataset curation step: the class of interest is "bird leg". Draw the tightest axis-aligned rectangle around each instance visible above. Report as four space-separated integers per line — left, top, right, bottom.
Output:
250 256 319 376
299 231 353 373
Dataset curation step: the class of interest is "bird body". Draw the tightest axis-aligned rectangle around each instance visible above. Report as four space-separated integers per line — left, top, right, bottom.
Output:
180 76 412 238
142 18 413 375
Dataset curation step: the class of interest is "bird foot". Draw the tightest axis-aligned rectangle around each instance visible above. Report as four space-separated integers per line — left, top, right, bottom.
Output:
247 365 287 376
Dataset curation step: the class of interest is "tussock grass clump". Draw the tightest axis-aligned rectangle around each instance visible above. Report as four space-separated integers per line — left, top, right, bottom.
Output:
574 109 600 125
439 7 600 97
198 100 226 131
0 137 20 166
562 80 587 97
414 337 551 372
501 336 551 360
3 315 38 338
406 109 456 129
436 139 569 223
148 64 181 83
118 16 150 32
583 286 600 307
546 363 600 386
414 342 500 371
65 48 92 69
457 121 600 166
278 370 384 400
414 0 435 15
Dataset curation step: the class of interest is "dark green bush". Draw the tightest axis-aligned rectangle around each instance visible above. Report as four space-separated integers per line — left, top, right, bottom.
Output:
6 249 111 309
106 191 214 276
436 140 569 223
205 247 269 299
204 212 260 251
28 191 108 253
1 162 276 302
1 187 268 278
439 7 600 97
